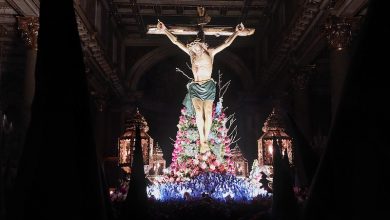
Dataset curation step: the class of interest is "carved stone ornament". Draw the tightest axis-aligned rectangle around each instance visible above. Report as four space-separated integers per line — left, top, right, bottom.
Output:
17 16 39 49
324 16 352 51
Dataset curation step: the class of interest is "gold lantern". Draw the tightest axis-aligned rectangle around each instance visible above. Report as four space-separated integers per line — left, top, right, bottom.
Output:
257 108 293 167
118 109 153 173
230 145 249 177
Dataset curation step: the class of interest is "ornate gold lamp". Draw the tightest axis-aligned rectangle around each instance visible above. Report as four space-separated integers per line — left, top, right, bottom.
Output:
118 109 153 174
257 108 293 167
230 145 248 177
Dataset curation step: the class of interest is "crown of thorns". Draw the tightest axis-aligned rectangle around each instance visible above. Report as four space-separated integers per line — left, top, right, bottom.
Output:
186 38 208 49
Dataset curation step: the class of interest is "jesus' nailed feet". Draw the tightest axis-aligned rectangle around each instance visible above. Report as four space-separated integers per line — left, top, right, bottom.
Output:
200 141 211 154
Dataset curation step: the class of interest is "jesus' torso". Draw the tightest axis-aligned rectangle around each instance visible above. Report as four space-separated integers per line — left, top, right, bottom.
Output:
190 50 214 82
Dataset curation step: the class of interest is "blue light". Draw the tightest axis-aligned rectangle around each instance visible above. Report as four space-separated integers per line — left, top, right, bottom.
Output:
147 173 269 201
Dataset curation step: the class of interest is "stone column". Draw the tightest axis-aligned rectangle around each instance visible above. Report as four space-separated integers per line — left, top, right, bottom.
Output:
292 66 314 141
324 16 352 117
17 16 39 130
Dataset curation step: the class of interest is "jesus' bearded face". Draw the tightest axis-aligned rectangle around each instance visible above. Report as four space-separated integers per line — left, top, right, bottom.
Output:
187 39 208 54
191 43 204 54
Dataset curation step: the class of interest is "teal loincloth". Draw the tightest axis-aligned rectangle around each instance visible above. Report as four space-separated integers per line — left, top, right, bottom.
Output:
182 79 216 116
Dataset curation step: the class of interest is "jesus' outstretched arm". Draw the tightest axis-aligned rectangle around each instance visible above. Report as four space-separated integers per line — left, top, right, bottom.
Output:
210 23 245 56
157 20 190 55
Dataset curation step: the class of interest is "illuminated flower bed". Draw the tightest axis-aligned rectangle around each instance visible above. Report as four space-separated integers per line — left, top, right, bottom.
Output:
147 172 269 201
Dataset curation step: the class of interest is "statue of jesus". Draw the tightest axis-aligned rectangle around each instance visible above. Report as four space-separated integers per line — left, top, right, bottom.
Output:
157 20 245 153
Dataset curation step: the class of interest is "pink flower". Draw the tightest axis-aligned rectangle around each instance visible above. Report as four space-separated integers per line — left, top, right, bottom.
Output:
200 162 207 169
210 164 215 171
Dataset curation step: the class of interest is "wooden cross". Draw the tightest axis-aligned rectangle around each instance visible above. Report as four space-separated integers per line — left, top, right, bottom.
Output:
146 6 255 37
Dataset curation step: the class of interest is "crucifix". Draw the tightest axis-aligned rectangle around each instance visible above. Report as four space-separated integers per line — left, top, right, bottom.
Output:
147 7 255 154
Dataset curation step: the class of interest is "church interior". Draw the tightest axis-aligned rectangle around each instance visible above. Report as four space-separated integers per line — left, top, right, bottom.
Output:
0 0 387 220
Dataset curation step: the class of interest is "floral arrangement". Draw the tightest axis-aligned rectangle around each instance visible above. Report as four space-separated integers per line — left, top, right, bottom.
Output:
108 74 270 203
147 172 268 201
168 101 235 182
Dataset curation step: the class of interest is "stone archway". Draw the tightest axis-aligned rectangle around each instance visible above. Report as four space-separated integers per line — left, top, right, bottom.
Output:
127 46 253 91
